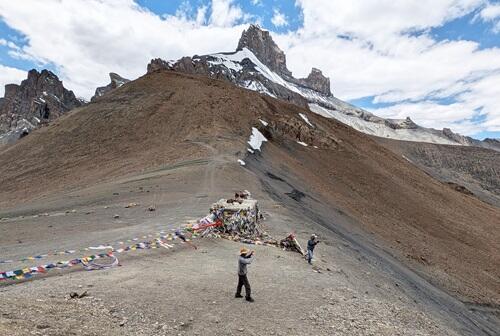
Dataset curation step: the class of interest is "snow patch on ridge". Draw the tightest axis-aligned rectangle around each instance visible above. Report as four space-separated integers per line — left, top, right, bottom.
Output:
207 58 243 72
212 48 301 95
299 113 314 127
247 127 268 151
244 80 277 97
309 104 458 145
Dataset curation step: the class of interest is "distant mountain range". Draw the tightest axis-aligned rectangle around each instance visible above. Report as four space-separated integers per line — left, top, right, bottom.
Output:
0 24 498 152
145 24 500 152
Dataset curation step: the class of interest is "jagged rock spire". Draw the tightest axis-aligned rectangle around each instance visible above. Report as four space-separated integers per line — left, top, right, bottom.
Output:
236 25 332 96
237 24 291 77
0 69 82 143
91 72 130 101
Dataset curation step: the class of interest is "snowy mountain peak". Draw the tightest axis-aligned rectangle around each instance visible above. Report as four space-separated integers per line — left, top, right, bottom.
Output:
146 25 498 151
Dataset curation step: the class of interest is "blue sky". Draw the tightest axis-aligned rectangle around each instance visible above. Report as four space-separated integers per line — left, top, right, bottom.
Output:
0 0 499 140
430 8 500 50
136 0 303 32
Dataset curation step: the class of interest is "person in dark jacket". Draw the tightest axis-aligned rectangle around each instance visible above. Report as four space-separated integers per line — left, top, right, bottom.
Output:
306 234 320 264
235 247 254 302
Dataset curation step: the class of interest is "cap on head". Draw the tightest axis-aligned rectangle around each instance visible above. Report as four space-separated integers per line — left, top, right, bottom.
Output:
311 234 317 240
240 247 249 255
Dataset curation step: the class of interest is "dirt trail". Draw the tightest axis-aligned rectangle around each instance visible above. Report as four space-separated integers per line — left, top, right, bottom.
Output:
190 140 221 198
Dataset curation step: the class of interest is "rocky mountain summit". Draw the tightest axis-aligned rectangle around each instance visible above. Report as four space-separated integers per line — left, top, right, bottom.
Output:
146 24 332 108
147 24 498 151
0 69 82 145
91 72 130 101
237 25 331 96
237 24 291 77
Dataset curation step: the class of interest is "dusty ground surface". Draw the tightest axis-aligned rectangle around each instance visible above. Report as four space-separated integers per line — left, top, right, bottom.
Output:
0 71 499 335
0 241 465 336
0 162 479 336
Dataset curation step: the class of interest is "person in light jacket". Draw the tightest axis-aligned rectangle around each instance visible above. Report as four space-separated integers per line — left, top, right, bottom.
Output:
235 247 255 302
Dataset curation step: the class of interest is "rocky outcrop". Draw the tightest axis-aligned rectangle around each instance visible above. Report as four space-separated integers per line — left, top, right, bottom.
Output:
147 58 172 73
446 182 474 196
0 69 83 145
483 138 500 151
236 25 332 95
438 128 500 151
262 115 338 149
237 24 291 77
91 73 130 101
296 68 331 96
386 117 419 130
442 128 473 145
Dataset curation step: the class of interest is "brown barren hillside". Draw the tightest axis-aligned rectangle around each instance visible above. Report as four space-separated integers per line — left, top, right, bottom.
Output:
374 137 500 208
0 70 499 307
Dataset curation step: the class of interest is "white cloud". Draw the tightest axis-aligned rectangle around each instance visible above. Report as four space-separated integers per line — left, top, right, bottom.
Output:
0 38 20 50
479 2 500 20
478 2 500 32
271 9 288 27
275 0 500 134
196 5 208 25
0 64 27 96
208 0 244 27
294 0 483 46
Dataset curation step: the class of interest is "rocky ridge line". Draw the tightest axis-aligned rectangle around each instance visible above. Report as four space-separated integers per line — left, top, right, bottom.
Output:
146 24 498 151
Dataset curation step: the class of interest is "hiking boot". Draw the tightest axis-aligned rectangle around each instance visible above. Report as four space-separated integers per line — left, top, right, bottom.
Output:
235 294 243 298
246 297 254 302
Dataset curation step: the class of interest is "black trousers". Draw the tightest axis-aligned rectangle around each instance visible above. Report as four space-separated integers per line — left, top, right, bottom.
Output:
236 274 251 298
